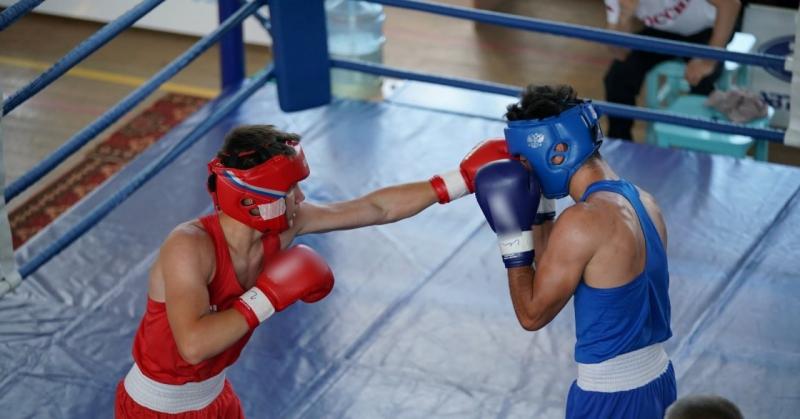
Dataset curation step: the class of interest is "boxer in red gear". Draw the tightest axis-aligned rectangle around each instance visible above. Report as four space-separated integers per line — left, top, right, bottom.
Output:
115 125 497 418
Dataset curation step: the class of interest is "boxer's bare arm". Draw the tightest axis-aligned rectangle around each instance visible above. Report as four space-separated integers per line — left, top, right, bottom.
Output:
291 181 439 235
506 206 598 331
160 226 250 365
533 220 555 266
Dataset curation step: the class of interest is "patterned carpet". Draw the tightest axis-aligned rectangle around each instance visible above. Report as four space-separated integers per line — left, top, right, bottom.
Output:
9 93 208 248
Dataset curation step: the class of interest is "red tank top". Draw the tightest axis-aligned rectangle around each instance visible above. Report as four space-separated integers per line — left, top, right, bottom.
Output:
131 213 281 384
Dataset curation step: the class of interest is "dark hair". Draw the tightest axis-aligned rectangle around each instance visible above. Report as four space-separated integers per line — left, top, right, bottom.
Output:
665 395 744 419
505 84 601 161
505 84 580 121
207 125 300 194
217 125 300 170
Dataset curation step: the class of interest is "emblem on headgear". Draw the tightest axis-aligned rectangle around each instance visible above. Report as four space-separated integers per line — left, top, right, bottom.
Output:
527 132 545 149
207 142 310 233
504 101 603 199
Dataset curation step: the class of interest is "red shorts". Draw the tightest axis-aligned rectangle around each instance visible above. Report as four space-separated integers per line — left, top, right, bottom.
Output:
115 379 244 419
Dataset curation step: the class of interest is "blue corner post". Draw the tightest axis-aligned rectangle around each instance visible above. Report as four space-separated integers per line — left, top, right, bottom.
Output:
267 0 331 111
218 0 245 89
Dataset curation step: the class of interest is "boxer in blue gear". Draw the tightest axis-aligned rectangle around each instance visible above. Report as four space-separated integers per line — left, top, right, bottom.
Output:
475 84 676 419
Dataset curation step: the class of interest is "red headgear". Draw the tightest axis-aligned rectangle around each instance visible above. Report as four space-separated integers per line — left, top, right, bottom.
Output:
207 142 310 233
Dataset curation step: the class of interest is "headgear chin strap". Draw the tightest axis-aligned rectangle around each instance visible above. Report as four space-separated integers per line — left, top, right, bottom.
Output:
504 101 603 199
207 142 310 233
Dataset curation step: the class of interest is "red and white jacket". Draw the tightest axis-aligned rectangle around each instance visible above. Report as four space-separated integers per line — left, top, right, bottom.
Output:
605 0 717 36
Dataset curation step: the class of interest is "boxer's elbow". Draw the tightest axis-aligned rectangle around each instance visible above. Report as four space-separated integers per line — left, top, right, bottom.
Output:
177 344 204 366
515 304 555 331
175 335 210 365
517 313 547 332
370 201 393 224
520 320 543 332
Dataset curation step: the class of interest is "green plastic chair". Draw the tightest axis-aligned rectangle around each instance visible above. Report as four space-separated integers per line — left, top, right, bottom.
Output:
645 32 757 110
643 33 771 160
651 95 773 161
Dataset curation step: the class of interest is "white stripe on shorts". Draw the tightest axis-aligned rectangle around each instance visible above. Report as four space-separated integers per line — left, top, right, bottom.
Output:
577 343 670 392
123 362 226 414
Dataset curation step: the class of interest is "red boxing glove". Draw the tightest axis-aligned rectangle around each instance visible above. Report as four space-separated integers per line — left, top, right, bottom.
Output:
429 139 511 204
233 245 334 330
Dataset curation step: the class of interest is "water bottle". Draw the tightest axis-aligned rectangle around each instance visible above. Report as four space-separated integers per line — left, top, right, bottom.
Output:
325 0 386 99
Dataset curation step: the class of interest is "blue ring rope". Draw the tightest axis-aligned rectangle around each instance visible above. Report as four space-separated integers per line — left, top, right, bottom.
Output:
592 102 784 141
2 0 166 115
0 0 45 31
19 67 275 279
4 0 262 203
331 58 786 142
237 0 271 33
333 58 519 96
370 0 786 70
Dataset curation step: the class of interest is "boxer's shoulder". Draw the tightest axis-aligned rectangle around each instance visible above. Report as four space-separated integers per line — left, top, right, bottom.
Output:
168 220 213 244
553 202 615 248
160 221 216 269
558 200 605 226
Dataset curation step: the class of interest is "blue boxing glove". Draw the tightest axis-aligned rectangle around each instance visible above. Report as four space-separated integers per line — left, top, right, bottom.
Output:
474 160 542 268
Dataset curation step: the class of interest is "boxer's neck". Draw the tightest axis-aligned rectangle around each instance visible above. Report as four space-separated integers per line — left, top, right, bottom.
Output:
218 212 264 254
568 157 619 202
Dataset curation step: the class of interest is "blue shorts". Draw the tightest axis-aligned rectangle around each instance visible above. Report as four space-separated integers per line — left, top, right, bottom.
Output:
566 362 676 419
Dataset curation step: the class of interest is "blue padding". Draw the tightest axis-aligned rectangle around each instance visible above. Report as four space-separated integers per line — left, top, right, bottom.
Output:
267 0 331 111
5 84 800 418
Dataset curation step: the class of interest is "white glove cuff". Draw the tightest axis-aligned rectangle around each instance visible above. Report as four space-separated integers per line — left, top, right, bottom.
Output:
538 197 556 214
439 169 469 201
239 287 276 323
497 231 534 256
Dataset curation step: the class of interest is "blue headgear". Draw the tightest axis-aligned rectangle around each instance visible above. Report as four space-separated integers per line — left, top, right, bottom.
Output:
504 101 603 199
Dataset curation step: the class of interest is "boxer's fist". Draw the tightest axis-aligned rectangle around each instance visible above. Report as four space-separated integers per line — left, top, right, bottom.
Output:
460 139 511 193
430 139 510 204
474 160 541 268
234 245 334 329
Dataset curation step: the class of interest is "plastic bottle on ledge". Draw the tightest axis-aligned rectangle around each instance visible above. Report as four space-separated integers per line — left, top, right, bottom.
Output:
325 0 386 100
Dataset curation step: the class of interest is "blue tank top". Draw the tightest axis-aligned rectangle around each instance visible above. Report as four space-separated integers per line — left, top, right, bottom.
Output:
573 180 672 364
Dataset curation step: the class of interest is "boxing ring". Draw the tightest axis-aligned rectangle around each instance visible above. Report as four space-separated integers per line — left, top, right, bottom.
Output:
1 0 799 418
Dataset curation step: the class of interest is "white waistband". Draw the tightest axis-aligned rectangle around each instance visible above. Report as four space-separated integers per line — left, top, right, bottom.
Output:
123 363 226 414
577 343 670 393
